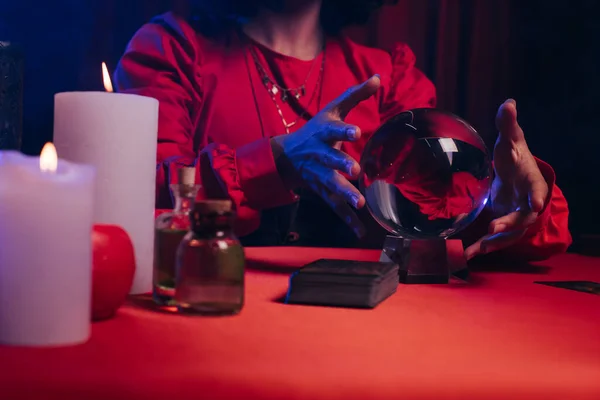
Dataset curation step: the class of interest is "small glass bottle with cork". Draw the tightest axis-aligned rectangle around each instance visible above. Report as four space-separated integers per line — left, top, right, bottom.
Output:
175 199 245 315
153 167 200 306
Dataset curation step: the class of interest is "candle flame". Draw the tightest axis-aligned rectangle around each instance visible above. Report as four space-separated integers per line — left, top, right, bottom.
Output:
102 62 114 93
40 142 58 173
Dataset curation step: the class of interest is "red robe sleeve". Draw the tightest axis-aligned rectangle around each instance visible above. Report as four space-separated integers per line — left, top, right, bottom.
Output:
378 43 572 261
114 13 295 236
379 43 437 121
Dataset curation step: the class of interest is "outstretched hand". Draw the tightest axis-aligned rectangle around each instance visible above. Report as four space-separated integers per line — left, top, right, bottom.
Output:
465 99 548 260
272 75 381 237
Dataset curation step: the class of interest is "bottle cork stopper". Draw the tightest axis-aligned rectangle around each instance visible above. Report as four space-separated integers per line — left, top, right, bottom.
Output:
193 199 232 215
178 167 196 185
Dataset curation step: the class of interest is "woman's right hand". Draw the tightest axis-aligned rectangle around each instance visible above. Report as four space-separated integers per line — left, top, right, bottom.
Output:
270 75 381 237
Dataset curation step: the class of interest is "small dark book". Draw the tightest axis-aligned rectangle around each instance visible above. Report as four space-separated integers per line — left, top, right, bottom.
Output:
284 259 399 309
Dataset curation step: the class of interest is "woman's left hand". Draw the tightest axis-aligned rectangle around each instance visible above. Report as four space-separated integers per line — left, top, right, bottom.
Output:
465 99 549 260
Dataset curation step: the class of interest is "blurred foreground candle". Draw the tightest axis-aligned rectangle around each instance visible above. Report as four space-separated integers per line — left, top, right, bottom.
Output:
0 144 95 346
53 62 159 294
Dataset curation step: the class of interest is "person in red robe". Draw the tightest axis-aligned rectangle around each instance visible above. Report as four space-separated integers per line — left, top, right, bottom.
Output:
114 0 572 260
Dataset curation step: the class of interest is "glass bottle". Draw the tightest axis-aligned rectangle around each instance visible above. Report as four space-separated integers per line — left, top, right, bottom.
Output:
175 200 245 315
153 167 200 306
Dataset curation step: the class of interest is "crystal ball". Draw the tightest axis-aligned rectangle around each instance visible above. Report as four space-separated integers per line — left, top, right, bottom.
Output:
359 109 492 239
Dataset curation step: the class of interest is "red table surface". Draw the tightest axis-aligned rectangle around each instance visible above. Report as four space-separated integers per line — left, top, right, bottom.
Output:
1 248 600 400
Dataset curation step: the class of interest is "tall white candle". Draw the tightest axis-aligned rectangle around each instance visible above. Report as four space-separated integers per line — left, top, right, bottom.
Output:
53 74 159 294
0 145 95 346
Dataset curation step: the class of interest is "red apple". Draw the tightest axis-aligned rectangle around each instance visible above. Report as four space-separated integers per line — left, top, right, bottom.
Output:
92 224 136 321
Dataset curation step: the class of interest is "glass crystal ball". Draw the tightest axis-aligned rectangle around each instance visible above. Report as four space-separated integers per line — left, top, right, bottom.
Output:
359 109 492 239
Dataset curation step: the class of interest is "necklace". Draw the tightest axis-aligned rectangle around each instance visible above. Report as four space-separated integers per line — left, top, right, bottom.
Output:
248 43 322 103
246 43 326 134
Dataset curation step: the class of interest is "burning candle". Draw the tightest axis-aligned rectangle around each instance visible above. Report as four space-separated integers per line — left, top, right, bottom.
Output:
53 62 159 294
0 144 95 346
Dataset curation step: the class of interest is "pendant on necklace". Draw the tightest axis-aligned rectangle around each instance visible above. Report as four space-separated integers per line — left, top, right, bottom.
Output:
284 121 296 134
281 91 288 102
271 86 279 96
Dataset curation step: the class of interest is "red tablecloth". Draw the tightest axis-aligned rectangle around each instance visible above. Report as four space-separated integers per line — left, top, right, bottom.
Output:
1 248 599 400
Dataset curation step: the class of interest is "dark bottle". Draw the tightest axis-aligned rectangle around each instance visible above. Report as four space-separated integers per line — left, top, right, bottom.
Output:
153 167 200 306
0 42 24 151
175 200 245 315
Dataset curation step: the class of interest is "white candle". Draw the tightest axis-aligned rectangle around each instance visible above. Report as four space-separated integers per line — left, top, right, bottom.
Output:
53 64 159 294
0 144 95 346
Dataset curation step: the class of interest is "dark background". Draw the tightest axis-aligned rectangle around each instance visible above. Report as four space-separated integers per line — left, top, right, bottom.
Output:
1 0 598 242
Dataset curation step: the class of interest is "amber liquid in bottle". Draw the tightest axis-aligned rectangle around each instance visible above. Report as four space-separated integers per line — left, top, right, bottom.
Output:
175 200 245 315
153 182 200 306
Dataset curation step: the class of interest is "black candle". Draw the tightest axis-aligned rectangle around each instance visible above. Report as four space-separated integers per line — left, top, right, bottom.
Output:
0 41 24 151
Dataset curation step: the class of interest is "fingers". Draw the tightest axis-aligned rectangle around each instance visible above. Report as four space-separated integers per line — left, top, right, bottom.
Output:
319 147 361 179
304 162 364 209
489 209 538 234
322 169 365 210
302 164 366 238
317 120 362 143
465 209 538 260
320 190 366 239
464 230 525 260
496 99 525 143
527 172 549 213
304 164 366 238
324 75 381 120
